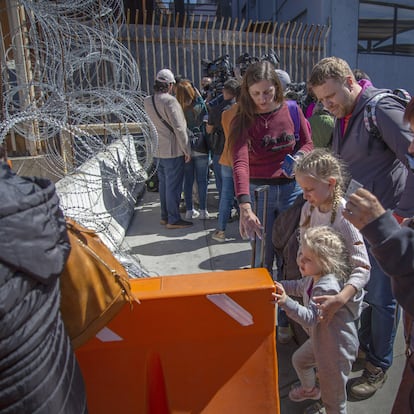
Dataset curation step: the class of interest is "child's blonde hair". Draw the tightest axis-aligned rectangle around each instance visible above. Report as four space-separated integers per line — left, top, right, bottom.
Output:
295 148 348 225
301 225 352 281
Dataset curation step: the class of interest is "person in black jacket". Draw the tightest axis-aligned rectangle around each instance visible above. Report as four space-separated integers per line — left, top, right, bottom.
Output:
343 98 414 414
0 143 88 413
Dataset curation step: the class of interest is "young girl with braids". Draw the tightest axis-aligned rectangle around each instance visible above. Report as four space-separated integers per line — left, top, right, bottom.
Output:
295 148 371 323
273 226 363 413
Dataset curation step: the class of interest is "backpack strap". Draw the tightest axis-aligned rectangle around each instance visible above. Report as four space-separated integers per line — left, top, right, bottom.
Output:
364 91 411 138
151 95 174 133
364 92 391 140
286 99 300 142
287 99 311 153
363 91 411 153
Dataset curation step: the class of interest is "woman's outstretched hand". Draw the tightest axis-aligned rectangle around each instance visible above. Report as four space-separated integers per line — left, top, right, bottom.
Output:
239 203 263 240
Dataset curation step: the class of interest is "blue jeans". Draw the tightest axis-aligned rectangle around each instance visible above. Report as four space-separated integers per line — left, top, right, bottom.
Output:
359 250 399 371
249 180 302 329
183 154 209 210
217 165 235 231
212 153 223 199
249 180 302 271
157 156 185 224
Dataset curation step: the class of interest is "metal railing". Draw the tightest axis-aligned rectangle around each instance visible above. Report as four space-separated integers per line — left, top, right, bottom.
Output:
121 9 331 94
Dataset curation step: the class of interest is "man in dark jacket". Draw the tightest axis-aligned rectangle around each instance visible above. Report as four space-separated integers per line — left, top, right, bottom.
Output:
344 188 414 414
309 56 414 400
0 144 88 413
344 98 414 413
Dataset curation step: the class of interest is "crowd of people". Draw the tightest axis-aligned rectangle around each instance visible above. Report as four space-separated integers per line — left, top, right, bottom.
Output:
3 54 414 414
143 55 414 414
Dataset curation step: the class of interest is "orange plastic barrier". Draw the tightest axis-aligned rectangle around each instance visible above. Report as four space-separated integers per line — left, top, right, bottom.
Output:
76 268 279 414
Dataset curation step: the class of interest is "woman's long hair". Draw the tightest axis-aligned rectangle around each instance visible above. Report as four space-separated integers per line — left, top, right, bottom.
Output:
228 61 284 154
175 79 197 110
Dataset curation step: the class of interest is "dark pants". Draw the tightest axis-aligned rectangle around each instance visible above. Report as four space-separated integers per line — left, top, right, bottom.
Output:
184 154 209 211
157 156 185 224
359 250 399 371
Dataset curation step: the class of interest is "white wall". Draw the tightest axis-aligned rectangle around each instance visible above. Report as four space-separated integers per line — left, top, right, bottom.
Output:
56 136 147 251
357 54 414 95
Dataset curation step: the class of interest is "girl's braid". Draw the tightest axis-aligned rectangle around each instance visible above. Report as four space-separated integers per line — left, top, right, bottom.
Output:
330 182 342 224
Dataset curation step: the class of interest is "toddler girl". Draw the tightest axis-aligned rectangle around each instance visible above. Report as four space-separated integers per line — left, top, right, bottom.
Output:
274 225 363 413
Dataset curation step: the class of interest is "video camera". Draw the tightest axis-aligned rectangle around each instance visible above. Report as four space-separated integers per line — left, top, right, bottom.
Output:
201 54 234 100
260 49 280 66
201 50 280 106
234 49 279 77
235 53 259 77
285 82 308 109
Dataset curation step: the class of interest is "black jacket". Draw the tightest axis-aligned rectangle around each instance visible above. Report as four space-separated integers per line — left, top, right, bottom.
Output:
0 162 88 413
361 210 414 319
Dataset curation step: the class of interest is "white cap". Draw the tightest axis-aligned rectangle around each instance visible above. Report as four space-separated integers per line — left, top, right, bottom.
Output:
275 69 291 91
156 68 176 84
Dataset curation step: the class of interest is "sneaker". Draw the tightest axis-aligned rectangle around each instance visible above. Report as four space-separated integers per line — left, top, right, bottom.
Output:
166 219 193 229
185 209 200 219
199 210 210 220
348 361 387 400
212 230 225 242
278 326 292 344
288 385 321 402
160 219 167 225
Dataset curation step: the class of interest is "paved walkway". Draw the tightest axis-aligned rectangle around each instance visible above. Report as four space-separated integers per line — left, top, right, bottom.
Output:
123 183 405 414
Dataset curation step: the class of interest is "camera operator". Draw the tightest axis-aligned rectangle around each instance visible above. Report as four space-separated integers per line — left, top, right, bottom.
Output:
285 81 309 112
201 54 234 102
200 76 212 102
234 50 279 80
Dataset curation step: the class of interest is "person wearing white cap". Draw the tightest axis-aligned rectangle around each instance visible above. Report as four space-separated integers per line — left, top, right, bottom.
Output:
275 69 291 92
155 68 176 84
144 68 193 229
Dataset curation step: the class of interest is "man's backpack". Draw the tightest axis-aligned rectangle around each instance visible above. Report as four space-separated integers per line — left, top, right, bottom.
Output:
363 88 411 142
287 99 311 152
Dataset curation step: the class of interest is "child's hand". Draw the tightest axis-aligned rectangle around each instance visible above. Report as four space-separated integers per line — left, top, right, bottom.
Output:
272 281 287 305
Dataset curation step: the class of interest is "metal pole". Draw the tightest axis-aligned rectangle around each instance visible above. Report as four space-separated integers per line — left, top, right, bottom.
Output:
250 184 269 269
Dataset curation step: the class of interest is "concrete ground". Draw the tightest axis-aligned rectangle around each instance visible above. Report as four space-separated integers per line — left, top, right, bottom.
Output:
123 181 405 414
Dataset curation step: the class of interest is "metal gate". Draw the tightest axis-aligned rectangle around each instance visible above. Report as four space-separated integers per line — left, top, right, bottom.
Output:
122 9 331 94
